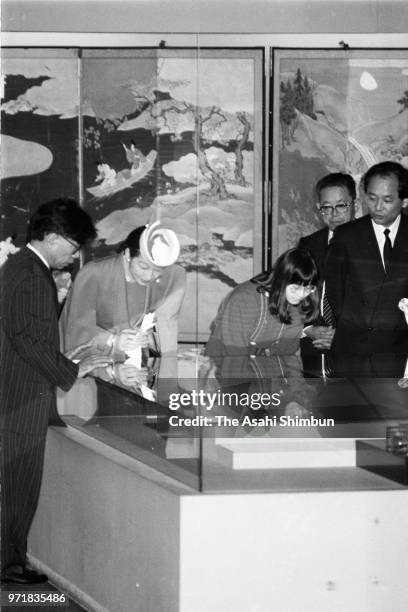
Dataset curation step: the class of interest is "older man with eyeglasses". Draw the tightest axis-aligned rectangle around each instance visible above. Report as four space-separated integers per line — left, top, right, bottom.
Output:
297 173 356 375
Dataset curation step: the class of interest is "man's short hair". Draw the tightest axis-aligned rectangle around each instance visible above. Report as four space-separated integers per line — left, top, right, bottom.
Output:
363 161 408 199
315 173 356 201
27 198 97 245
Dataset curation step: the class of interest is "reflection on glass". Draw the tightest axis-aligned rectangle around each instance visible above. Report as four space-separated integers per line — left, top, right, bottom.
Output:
59 347 408 492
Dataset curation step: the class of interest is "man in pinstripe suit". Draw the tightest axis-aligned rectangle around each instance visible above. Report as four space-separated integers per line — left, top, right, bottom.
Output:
0 198 109 584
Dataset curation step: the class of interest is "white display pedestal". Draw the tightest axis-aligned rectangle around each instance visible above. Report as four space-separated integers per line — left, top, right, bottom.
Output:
29 426 408 612
215 437 356 469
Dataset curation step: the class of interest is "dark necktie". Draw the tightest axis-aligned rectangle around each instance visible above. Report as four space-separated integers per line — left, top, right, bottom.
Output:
383 228 392 274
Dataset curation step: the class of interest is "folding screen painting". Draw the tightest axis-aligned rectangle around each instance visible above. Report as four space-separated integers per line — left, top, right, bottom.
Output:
80 49 263 341
0 48 80 261
272 49 408 257
0 47 263 341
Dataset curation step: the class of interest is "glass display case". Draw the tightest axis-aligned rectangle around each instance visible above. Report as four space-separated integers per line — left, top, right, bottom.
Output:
59 345 408 492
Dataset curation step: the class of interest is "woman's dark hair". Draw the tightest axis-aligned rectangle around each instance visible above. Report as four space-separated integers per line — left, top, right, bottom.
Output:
252 248 319 324
116 226 146 257
27 197 96 246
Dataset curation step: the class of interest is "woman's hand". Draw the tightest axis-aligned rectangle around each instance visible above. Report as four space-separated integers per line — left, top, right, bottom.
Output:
66 343 111 377
305 325 335 350
77 354 111 378
116 328 149 351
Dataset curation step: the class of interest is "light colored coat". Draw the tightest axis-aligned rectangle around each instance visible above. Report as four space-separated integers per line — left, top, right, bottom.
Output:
61 255 186 355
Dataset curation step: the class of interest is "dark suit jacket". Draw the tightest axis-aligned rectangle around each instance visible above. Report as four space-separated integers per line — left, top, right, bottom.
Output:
298 226 330 291
0 247 78 436
298 228 331 374
325 214 408 356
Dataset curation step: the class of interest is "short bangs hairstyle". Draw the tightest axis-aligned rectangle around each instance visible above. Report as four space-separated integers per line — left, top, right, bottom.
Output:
252 248 319 324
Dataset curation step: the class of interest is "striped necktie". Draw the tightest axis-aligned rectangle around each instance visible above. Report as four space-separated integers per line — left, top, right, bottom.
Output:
322 232 335 327
383 228 392 274
322 289 335 327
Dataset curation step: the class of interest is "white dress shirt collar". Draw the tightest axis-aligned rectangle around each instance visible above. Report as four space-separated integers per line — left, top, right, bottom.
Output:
371 214 401 270
27 243 50 270
371 214 401 247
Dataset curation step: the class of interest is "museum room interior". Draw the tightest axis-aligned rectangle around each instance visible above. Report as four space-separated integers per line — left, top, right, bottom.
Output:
1 1 408 611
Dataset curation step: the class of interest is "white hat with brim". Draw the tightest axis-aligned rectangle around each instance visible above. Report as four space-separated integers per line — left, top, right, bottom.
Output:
140 221 180 270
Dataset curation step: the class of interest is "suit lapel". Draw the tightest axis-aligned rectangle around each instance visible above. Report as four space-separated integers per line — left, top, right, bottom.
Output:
322 226 330 252
360 217 386 281
311 227 328 275
23 247 59 310
319 227 330 279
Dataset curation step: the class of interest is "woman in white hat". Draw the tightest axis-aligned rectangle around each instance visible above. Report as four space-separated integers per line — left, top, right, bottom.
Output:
61 222 185 357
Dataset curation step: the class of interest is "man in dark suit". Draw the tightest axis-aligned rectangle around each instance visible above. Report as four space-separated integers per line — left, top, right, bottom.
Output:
0 198 109 584
326 161 408 366
298 173 356 375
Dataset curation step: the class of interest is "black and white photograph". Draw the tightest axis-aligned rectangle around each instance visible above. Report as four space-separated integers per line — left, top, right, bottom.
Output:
1 2 408 611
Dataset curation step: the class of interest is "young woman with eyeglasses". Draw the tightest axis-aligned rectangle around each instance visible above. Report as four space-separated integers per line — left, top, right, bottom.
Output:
206 248 319 357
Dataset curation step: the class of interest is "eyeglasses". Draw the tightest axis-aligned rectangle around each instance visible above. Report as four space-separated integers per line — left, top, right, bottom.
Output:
60 235 80 253
319 202 352 216
287 284 317 295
